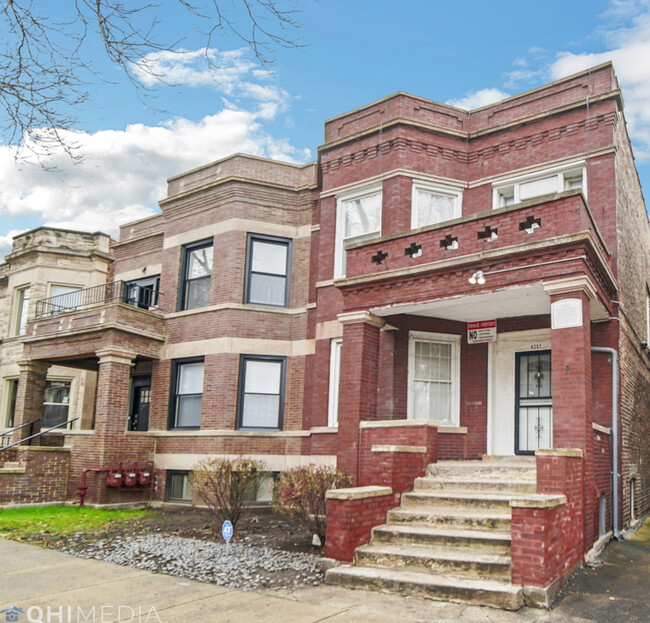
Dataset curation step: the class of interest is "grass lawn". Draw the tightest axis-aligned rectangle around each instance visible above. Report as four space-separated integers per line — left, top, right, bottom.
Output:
0 505 150 540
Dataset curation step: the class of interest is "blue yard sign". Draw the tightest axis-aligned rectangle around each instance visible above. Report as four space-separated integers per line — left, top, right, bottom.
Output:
222 520 233 542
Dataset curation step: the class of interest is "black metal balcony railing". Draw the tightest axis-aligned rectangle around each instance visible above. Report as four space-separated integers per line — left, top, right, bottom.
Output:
34 281 161 318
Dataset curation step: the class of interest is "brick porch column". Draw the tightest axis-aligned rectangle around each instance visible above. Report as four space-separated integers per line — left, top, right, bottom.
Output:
94 348 136 445
337 311 384 482
12 360 50 442
544 279 594 454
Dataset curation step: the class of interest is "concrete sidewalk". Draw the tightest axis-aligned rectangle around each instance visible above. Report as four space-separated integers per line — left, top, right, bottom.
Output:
1 525 649 623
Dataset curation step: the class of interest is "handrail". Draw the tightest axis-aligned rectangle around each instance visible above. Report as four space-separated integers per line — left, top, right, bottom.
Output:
0 418 79 452
0 419 40 437
34 280 161 318
0 419 40 448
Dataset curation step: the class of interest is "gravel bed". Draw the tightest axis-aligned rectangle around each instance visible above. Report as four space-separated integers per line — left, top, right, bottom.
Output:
58 534 325 591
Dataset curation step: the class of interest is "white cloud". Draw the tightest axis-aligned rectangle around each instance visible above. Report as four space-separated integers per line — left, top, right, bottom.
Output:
0 106 309 251
131 47 288 105
547 6 650 160
0 47 309 256
446 88 511 111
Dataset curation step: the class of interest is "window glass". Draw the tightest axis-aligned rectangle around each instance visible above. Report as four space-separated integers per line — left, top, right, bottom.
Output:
181 243 213 310
173 361 203 428
5 379 18 428
42 380 71 428
519 175 558 200
15 287 30 335
50 285 82 314
166 471 192 502
247 237 290 307
414 190 456 227
239 358 284 429
410 336 458 424
343 192 381 240
328 339 342 427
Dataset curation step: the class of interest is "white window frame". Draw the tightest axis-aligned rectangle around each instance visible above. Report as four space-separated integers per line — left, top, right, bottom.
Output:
48 283 83 315
646 294 650 344
42 377 73 429
411 181 463 229
492 161 587 209
2 378 19 429
334 183 382 279
407 331 461 426
327 338 342 427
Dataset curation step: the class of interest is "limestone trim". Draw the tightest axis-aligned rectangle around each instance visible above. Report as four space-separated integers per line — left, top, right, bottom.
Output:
510 494 567 509
22 323 165 346
337 310 385 328
127 429 310 438
162 218 312 249
543 276 598 300
438 426 469 434
17 360 50 374
166 303 308 319
310 426 338 434
592 423 612 435
535 448 584 458
316 279 335 289
96 348 137 365
315 320 343 341
371 444 426 453
360 419 438 429
162 337 315 359
154 452 335 472
326 485 393 500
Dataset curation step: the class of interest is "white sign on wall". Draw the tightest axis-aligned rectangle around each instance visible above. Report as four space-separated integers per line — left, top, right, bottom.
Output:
467 320 497 344
551 298 583 329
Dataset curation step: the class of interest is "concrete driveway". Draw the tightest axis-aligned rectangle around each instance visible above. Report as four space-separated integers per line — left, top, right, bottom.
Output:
1 521 648 623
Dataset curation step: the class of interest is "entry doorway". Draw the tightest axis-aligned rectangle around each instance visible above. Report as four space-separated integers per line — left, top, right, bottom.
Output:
515 351 552 454
128 375 151 431
488 329 552 456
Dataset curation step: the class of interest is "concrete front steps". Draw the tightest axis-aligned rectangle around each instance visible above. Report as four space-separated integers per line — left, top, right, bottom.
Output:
326 457 536 610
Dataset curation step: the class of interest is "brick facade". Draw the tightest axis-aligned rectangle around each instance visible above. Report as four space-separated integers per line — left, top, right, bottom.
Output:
3 63 650 597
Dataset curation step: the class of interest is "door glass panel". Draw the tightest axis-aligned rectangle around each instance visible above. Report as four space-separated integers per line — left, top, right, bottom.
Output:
517 352 552 454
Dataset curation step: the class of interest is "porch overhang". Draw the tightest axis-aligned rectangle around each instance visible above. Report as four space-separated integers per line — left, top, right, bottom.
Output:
369 280 610 323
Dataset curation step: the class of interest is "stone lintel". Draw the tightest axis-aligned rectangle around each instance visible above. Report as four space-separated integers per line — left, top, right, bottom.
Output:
326 485 392 500
337 310 385 328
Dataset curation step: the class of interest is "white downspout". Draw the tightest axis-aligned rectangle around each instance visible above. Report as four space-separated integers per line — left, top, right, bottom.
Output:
591 346 620 538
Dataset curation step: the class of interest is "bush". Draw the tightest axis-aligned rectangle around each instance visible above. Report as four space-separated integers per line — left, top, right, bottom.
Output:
191 457 265 532
275 465 353 547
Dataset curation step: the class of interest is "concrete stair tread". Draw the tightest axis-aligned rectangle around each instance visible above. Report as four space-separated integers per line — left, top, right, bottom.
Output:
356 542 511 565
416 476 536 485
404 491 533 502
326 565 524 610
390 507 511 521
373 524 512 543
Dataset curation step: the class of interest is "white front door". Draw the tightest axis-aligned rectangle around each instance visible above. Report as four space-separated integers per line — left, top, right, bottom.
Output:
488 329 551 455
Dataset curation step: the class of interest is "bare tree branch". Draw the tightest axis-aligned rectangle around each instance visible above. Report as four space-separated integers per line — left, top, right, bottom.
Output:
0 0 304 162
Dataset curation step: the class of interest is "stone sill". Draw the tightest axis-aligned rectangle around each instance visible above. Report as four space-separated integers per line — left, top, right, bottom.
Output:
371 444 426 454
510 494 566 509
535 448 583 458
126 429 310 438
309 426 338 434
0 468 26 474
46 430 95 436
592 423 611 435
327 485 392 501
14 446 71 453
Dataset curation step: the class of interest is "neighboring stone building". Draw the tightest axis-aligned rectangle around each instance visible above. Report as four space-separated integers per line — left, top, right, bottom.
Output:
3 62 650 608
0 228 112 436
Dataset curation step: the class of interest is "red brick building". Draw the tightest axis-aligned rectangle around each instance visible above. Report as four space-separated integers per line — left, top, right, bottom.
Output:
4 62 650 607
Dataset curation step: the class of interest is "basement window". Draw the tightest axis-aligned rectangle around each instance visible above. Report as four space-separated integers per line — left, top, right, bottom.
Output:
166 471 192 502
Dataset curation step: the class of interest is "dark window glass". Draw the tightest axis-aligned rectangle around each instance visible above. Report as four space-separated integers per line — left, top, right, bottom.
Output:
245 235 290 307
42 380 71 428
165 471 192 502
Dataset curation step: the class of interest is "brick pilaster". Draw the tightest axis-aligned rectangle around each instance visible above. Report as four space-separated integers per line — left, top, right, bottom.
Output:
337 311 384 482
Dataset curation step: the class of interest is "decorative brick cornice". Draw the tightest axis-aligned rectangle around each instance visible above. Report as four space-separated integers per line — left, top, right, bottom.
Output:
320 111 617 174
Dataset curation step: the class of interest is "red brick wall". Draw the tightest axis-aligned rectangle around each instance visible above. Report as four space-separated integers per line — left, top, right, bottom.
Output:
0 448 70 505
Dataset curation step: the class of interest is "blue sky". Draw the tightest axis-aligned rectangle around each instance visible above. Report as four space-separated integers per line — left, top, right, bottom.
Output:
1 0 649 255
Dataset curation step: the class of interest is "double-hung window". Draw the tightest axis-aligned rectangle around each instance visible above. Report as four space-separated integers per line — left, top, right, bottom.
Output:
411 182 462 229
170 359 204 428
42 380 71 428
493 162 586 209
408 332 460 426
245 234 291 307
179 240 213 311
237 356 285 430
335 184 382 278
13 287 30 336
